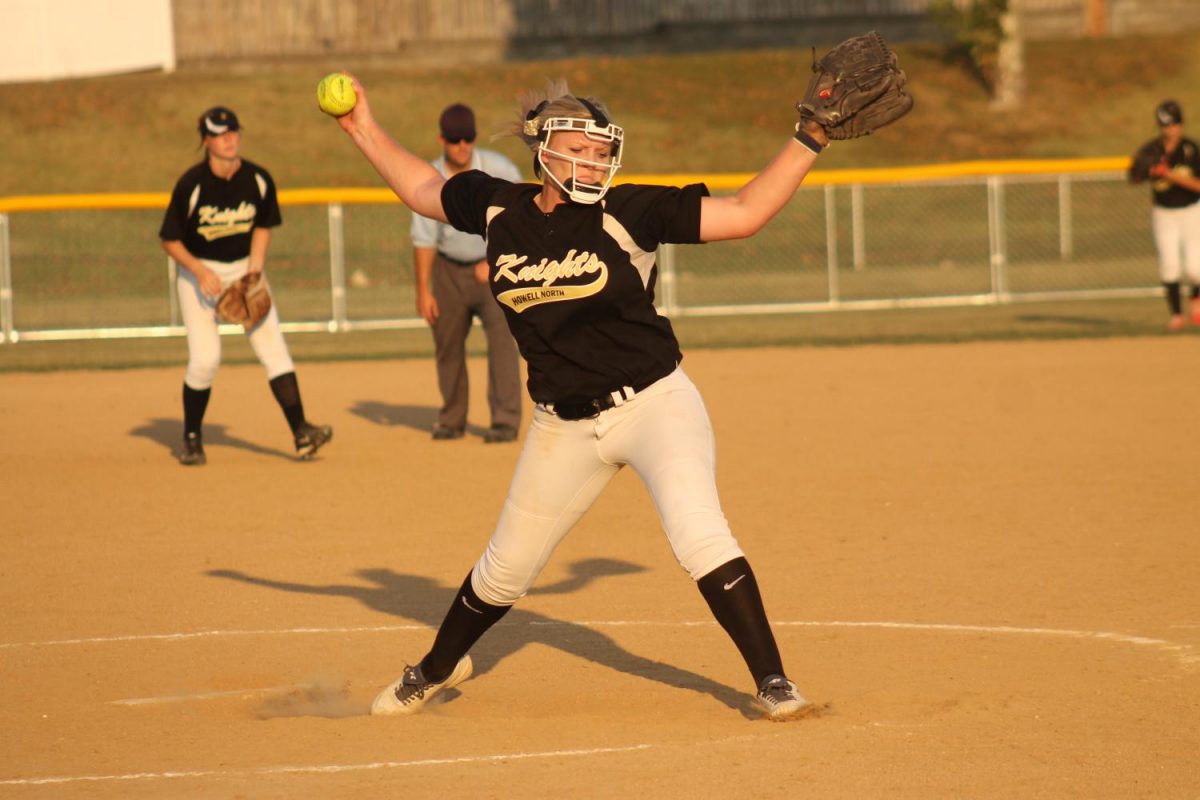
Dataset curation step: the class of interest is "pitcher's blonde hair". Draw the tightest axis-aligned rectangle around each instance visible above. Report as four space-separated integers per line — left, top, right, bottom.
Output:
501 78 616 152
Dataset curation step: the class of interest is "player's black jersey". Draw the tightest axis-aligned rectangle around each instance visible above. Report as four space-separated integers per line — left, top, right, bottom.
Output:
442 170 709 405
158 159 282 261
1131 137 1200 208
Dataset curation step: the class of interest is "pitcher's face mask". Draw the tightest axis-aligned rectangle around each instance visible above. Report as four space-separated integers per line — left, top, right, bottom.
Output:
527 97 623 205
537 117 624 204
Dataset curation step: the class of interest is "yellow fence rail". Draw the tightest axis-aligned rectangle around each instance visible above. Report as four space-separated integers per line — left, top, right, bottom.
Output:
0 157 1133 213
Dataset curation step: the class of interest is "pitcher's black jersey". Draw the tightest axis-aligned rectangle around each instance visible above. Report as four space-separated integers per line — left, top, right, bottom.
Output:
159 159 282 261
442 171 709 404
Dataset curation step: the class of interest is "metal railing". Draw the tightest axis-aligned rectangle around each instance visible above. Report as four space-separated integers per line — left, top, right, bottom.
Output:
0 157 1157 345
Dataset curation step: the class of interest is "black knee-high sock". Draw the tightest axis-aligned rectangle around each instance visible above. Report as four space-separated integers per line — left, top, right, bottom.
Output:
1164 282 1183 315
419 573 511 682
1191 285 1200 300
268 372 306 433
697 557 784 686
182 383 211 437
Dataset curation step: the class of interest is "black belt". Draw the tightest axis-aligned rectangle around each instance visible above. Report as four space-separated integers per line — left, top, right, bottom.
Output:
545 376 661 421
438 252 480 268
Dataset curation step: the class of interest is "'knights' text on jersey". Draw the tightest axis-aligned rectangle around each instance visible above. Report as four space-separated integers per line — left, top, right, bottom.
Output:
159 159 282 261
442 171 709 405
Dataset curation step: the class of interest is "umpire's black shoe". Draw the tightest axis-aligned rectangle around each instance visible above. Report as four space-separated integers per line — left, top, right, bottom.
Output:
483 424 519 444
431 424 464 441
179 432 206 466
294 422 333 460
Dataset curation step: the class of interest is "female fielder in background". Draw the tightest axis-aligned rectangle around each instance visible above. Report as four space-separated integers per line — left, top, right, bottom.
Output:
333 77 833 721
160 106 332 465
1129 100 1200 331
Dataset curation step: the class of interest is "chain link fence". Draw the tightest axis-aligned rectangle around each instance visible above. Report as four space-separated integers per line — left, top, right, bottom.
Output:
0 163 1158 345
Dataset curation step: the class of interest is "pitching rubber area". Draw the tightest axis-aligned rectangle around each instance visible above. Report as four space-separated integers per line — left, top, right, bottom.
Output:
1 339 1197 798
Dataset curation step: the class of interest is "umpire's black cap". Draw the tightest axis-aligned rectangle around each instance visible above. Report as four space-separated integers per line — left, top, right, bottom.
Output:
439 104 476 141
198 106 241 137
1156 100 1183 127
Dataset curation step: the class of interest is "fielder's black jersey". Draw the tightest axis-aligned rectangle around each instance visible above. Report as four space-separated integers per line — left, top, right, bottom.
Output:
1130 137 1200 208
442 170 709 405
158 159 282 261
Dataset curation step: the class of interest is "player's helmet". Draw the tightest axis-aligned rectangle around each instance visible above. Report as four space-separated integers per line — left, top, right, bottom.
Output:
529 98 623 205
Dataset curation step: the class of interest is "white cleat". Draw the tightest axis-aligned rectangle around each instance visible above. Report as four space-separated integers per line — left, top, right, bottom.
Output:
371 656 473 716
754 674 816 721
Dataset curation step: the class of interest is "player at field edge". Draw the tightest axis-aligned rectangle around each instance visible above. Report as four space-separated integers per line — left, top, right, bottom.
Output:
159 106 332 465
331 74 839 721
1128 99 1200 332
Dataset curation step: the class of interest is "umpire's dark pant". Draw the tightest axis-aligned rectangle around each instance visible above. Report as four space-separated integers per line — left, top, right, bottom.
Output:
431 254 522 431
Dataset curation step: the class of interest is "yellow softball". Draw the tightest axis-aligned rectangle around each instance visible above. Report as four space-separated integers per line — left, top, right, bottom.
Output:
316 73 357 116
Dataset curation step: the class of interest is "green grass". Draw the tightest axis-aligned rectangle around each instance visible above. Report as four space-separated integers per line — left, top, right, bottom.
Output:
2 33 1198 195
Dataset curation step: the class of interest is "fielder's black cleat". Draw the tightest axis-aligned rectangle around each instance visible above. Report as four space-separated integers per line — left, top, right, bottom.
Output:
179 432 206 466
294 422 333 460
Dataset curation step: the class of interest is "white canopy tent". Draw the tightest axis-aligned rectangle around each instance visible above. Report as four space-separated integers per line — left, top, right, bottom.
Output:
0 0 175 84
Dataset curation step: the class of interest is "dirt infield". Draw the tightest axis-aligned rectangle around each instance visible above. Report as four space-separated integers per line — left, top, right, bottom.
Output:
1 338 1197 799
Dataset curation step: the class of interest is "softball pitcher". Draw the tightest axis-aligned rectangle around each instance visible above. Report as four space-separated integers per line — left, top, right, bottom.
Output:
160 106 332 465
333 76 845 721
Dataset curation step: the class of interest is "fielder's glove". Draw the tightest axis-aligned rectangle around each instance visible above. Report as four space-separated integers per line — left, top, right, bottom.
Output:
797 31 913 140
1129 144 1163 182
216 272 273 331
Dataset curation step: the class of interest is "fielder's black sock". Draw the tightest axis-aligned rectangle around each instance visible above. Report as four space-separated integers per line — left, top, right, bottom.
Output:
1164 282 1183 315
268 372 306 433
420 573 512 682
1191 285 1200 300
697 557 785 686
182 383 211 437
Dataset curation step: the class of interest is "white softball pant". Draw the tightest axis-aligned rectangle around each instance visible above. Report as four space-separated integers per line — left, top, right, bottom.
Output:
177 257 294 390
470 366 745 606
1152 201 1200 283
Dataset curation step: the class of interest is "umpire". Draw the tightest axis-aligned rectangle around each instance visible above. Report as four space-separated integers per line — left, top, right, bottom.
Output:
411 104 524 442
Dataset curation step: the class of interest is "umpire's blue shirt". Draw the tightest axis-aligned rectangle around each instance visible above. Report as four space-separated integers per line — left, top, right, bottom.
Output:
410 148 523 262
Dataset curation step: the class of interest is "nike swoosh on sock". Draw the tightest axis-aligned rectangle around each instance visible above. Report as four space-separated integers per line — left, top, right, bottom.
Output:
461 596 485 614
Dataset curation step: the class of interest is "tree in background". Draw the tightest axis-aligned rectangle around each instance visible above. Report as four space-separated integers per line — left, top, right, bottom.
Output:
930 0 1021 107
992 1 1025 109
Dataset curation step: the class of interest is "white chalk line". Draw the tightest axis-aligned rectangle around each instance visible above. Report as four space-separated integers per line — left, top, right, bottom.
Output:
0 624 428 649
101 621 1194 707
774 620 1180 649
109 685 317 706
0 743 654 787
2 620 1194 787
0 620 1193 663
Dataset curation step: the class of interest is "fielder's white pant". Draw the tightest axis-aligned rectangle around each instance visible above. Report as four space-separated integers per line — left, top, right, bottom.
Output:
177 257 294 390
1152 201 1200 284
471 366 745 606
